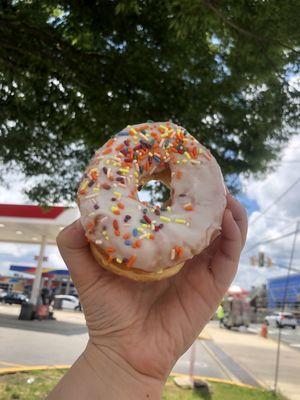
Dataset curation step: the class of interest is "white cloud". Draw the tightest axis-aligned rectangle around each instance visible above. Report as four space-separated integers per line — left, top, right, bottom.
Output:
0 169 31 204
234 262 289 289
45 247 67 269
0 242 38 258
0 260 12 270
0 244 67 275
236 134 300 289
245 136 300 221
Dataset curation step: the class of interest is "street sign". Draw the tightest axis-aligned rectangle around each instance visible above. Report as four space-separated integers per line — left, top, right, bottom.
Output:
34 255 48 262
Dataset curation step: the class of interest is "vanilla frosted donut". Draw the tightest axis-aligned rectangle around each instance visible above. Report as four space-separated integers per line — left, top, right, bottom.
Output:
77 121 226 281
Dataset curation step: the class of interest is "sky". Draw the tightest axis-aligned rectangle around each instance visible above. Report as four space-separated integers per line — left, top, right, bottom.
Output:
0 132 299 290
235 132 300 288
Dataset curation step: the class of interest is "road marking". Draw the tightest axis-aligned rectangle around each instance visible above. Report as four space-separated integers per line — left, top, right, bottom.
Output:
290 344 300 348
247 328 259 334
177 360 208 368
269 330 296 336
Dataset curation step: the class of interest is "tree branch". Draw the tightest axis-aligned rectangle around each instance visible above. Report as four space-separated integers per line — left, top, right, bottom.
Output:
204 0 300 55
0 15 107 63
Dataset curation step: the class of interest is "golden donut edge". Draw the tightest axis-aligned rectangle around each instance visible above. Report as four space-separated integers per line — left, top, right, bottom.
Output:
90 243 185 282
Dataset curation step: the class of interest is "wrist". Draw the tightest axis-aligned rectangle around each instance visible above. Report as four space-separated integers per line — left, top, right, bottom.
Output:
83 340 164 399
48 340 165 400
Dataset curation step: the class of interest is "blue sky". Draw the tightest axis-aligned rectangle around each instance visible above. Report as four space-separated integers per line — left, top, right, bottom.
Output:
236 194 259 215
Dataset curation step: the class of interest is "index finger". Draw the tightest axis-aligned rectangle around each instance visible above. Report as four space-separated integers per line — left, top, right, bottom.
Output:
57 220 104 291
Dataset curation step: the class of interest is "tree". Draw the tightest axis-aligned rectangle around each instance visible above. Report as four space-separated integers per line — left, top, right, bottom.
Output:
0 0 299 203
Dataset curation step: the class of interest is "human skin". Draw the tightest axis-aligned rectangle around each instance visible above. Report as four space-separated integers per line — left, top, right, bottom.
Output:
48 194 247 399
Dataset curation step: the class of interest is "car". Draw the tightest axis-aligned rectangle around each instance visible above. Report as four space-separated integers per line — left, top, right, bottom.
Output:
265 312 297 329
3 292 29 305
0 290 7 302
54 295 81 311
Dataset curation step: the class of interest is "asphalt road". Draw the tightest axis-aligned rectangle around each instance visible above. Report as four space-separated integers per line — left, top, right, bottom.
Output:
0 305 230 380
249 323 300 351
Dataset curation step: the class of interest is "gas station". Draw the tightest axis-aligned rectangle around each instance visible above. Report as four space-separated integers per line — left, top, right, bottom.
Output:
0 203 79 319
7 265 72 296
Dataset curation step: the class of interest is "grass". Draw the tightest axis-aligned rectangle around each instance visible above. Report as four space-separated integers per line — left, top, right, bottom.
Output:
163 378 286 400
0 370 286 400
0 369 64 400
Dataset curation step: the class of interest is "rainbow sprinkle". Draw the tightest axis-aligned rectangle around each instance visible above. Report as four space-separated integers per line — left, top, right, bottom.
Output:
78 121 213 270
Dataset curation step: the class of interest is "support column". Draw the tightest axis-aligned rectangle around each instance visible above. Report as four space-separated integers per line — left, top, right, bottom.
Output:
30 235 47 306
58 279 63 294
65 275 71 295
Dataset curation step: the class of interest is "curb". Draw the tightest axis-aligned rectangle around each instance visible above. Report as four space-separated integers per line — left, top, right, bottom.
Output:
203 338 267 389
171 372 258 390
0 365 70 376
200 340 237 382
0 361 26 368
198 333 211 340
0 365 257 390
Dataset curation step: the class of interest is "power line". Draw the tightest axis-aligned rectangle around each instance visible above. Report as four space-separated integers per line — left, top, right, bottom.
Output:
240 254 300 273
244 221 297 252
270 264 300 273
250 176 300 225
244 228 300 253
252 215 295 223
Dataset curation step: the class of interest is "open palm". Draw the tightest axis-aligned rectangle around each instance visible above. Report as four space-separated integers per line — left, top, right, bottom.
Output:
57 194 247 382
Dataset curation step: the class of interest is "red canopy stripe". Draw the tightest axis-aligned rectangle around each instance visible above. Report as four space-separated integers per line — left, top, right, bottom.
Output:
0 204 65 219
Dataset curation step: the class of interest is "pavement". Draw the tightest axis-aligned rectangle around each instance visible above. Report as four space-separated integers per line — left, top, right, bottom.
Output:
249 323 300 350
203 322 300 400
0 305 300 399
0 305 228 380
0 305 88 369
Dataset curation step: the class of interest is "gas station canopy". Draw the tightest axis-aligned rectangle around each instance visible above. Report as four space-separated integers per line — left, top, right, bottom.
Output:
10 265 70 277
0 204 79 245
0 203 79 309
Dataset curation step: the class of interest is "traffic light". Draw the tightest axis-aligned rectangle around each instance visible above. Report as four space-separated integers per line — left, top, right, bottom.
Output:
258 251 265 267
267 257 273 267
250 256 257 266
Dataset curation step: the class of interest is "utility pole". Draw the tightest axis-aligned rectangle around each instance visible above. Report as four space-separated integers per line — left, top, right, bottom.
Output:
273 220 299 393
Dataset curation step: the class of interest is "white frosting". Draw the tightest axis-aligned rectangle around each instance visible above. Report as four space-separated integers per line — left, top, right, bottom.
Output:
78 122 226 272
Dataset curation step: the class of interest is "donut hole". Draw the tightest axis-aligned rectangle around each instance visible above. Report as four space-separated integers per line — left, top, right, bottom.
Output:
138 180 171 207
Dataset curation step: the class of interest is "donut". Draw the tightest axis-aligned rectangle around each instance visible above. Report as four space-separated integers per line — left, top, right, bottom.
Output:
77 121 226 281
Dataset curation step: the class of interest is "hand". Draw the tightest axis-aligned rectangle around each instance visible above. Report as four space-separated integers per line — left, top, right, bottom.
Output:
49 194 247 399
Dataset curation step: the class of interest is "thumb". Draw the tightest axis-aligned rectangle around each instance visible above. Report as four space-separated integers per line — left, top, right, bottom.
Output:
56 219 103 290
